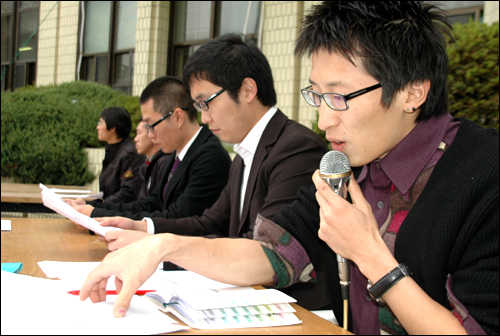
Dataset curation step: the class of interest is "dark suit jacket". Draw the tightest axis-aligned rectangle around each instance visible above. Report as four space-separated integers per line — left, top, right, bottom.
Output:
153 110 328 237
137 150 171 200
90 125 231 220
90 138 145 205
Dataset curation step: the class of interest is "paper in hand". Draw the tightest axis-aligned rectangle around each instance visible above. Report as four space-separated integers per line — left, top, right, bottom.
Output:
39 183 121 236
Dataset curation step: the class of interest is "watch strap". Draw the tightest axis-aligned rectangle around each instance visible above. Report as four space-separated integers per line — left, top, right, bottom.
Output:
367 263 412 302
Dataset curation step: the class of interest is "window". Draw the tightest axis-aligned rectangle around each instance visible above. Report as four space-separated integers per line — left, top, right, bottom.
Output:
435 1 484 24
79 1 137 95
1 1 39 91
169 1 261 79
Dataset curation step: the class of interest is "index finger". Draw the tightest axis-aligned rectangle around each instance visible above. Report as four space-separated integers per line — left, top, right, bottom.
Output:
79 265 113 301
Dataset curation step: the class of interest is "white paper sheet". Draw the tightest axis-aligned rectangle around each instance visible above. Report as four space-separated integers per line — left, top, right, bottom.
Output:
1 220 11 231
50 188 92 193
39 184 120 236
1 270 188 335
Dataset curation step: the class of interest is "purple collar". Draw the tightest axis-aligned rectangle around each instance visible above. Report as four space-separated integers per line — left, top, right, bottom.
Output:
357 113 454 198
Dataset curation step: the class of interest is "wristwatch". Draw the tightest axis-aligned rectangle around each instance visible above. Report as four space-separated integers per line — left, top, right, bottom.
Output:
367 263 412 304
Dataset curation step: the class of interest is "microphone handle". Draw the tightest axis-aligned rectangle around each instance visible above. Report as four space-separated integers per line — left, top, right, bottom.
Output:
322 175 351 301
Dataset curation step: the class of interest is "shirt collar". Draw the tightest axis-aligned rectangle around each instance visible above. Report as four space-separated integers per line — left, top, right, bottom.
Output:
358 113 454 197
233 106 278 162
177 126 202 161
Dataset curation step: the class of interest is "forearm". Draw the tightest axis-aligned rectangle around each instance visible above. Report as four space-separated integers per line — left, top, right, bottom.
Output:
382 276 467 335
158 234 275 287
360 249 467 335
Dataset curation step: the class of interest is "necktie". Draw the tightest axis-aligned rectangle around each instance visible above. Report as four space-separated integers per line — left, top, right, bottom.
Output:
163 157 181 199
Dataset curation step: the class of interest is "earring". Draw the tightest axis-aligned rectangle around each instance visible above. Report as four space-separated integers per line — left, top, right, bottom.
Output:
412 107 416 112
406 108 410 112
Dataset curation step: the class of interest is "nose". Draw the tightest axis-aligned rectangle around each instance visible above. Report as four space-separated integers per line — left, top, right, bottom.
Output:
317 104 341 132
200 110 212 125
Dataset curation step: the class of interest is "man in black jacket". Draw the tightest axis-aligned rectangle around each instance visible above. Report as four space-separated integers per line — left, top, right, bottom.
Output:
92 107 145 204
134 118 171 200
71 76 231 225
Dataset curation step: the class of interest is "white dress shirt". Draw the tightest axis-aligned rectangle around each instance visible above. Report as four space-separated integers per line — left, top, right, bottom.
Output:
233 106 278 217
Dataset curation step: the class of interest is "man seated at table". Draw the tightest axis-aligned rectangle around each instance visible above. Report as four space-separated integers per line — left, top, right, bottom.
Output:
92 107 146 204
68 76 231 224
93 34 330 310
134 118 171 200
79 2 498 334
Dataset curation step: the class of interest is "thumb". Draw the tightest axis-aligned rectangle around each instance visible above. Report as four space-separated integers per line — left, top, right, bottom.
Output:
113 281 134 318
96 218 114 227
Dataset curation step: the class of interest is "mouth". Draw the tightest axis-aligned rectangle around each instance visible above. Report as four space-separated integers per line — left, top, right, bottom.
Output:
329 140 346 151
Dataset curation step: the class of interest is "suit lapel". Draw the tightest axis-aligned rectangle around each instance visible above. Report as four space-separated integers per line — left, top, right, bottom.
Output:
237 110 288 234
163 125 210 205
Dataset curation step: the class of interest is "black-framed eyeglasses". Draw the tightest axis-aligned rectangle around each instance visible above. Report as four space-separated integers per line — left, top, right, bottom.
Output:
300 83 382 111
193 88 226 113
144 108 188 132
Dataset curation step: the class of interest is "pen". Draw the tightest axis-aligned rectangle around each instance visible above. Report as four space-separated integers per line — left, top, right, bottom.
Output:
67 290 156 295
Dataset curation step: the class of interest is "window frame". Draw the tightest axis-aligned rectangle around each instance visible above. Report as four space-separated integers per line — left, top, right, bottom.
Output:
77 1 136 95
167 1 260 78
1 0 39 91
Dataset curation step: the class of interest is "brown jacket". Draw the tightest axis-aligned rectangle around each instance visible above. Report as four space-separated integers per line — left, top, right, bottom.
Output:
152 110 328 237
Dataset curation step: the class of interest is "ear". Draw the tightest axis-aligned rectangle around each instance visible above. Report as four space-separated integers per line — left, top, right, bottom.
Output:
404 80 430 114
173 108 186 128
240 77 258 103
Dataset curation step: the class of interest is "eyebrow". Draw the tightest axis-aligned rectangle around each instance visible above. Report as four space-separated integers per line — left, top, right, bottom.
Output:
309 79 353 90
193 93 206 101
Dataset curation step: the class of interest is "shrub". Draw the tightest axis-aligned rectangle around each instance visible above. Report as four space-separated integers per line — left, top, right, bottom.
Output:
1 81 141 185
447 21 499 130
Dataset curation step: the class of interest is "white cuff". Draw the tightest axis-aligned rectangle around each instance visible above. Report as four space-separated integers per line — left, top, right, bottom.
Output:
142 217 155 235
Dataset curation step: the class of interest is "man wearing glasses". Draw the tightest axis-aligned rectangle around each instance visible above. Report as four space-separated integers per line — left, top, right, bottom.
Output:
93 33 330 310
71 76 231 229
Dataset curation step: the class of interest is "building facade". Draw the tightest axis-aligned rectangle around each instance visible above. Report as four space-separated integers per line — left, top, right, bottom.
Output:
2 1 499 129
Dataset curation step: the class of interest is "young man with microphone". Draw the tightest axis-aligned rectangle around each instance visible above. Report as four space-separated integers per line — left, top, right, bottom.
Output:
78 2 498 334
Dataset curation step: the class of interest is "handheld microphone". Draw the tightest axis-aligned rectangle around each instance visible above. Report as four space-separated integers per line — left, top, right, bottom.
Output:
319 150 351 329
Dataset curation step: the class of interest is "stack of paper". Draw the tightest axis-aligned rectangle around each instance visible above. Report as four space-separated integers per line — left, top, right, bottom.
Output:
39 183 121 236
146 288 302 329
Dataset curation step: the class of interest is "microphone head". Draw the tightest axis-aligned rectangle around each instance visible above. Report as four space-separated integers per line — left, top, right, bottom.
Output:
319 150 351 178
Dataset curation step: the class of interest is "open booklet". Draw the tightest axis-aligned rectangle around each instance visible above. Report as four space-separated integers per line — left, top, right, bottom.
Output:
39 183 121 236
145 288 301 329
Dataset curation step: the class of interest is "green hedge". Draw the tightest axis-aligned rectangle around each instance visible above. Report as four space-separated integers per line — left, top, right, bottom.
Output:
448 21 499 130
1 81 140 185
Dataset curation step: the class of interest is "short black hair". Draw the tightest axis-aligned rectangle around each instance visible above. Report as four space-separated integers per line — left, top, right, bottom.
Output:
139 76 197 122
295 1 453 121
100 107 132 139
183 33 277 107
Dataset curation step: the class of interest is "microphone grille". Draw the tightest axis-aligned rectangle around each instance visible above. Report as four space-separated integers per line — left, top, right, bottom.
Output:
320 150 351 175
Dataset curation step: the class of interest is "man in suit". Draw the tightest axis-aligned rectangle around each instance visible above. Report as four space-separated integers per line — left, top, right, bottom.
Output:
71 76 231 224
134 118 171 200
94 34 330 310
